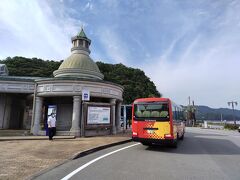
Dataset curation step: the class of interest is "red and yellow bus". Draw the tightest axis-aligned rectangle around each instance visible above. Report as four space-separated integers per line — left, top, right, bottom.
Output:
132 98 185 147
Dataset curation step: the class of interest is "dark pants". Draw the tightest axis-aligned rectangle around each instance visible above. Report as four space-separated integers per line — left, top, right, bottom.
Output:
48 127 56 140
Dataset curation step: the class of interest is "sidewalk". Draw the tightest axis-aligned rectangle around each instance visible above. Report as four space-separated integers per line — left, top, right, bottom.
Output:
0 136 76 141
0 131 132 180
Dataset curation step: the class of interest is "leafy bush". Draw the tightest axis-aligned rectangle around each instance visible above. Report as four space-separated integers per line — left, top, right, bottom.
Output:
224 124 239 130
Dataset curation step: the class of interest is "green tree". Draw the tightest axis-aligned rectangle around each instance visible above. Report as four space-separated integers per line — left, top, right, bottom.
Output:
96 62 161 104
0 56 62 77
0 57 161 104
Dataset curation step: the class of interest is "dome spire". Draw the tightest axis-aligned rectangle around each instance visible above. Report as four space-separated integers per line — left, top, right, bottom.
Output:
71 27 91 54
77 25 87 38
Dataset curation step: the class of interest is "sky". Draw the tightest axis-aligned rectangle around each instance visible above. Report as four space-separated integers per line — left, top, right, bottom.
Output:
0 0 240 109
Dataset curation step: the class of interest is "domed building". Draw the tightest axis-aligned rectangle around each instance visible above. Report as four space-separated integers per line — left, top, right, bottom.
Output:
53 29 104 79
0 28 123 137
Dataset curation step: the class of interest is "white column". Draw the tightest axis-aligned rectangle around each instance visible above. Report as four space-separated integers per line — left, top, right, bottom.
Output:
116 101 122 132
110 99 117 134
83 40 86 48
32 96 43 135
70 96 81 136
80 102 85 137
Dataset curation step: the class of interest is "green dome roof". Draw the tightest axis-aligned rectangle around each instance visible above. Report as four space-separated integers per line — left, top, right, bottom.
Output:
53 53 104 79
59 53 99 71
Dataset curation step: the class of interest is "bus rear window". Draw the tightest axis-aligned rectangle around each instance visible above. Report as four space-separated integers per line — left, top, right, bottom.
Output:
134 102 169 121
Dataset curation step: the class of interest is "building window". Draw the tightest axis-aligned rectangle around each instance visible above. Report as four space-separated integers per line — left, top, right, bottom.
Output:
79 40 83 46
85 42 89 49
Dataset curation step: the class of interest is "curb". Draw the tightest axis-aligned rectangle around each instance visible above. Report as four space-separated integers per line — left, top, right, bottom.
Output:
28 138 132 180
0 136 76 141
71 139 132 160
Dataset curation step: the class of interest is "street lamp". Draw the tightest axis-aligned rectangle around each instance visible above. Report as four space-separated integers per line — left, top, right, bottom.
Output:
227 101 238 125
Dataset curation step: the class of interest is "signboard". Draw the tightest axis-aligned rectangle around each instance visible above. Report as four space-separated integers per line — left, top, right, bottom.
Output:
47 105 57 118
82 89 90 101
87 106 110 124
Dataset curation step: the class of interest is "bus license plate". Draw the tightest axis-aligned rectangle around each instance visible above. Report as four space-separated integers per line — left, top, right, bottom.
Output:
147 130 154 134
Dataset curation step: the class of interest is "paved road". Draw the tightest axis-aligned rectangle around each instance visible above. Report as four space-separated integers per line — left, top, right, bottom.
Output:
35 128 240 180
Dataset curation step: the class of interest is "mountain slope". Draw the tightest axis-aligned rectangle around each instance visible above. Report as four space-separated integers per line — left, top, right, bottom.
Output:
196 105 240 120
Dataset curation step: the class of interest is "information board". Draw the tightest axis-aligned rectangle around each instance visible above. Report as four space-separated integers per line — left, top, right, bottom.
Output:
47 105 57 118
87 106 110 124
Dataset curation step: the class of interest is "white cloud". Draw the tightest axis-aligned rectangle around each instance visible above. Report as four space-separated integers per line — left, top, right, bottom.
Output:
83 2 93 11
0 0 82 60
142 25 240 109
131 0 240 109
96 27 130 64
100 0 119 9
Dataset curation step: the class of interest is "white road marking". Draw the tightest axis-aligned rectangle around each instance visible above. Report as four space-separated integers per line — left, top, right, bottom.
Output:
61 143 140 180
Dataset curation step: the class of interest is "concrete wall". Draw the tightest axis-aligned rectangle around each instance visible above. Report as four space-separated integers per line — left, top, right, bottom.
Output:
56 104 72 131
0 94 6 129
22 101 33 129
0 94 11 129
9 98 25 129
0 94 32 130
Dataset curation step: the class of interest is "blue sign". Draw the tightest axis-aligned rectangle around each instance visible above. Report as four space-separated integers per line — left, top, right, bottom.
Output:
82 89 90 101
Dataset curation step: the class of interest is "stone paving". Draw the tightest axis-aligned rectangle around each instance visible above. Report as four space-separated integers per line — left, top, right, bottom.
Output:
0 133 131 180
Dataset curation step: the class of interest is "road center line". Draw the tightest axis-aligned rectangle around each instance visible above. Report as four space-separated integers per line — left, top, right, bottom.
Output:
61 143 140 180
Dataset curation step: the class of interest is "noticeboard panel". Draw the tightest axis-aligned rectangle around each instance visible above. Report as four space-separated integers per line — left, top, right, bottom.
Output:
87 106 110 124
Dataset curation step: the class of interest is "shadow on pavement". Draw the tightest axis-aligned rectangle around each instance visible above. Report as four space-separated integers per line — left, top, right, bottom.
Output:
145 132 240 155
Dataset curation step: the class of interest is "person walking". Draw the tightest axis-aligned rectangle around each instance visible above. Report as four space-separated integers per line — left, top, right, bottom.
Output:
47 113 56 140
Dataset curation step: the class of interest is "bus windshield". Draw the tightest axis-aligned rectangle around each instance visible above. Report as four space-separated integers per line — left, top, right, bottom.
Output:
134 102 169 121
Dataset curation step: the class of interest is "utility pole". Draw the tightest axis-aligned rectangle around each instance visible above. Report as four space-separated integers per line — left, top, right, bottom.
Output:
192 100 196 126
186 96 196 127
186 96 191 126
227 101 238 125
